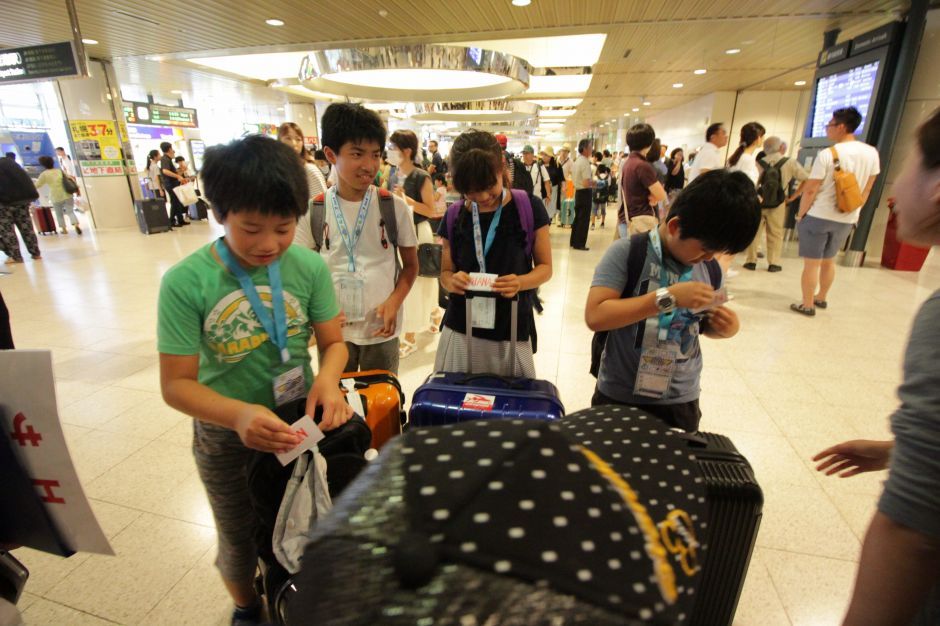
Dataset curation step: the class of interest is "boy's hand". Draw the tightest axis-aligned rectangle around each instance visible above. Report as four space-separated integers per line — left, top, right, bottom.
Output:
234 404 301 453
668 282 715 309
449 271 470 295
372 296 400 337
704 306 737 337
493 274 521 298
813 440 893 477
307 379 353 432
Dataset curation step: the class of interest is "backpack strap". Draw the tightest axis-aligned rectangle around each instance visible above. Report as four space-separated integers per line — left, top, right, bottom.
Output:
376 188 398 247
509 189 536 258
775 157 788 170
310 193 326 252
445 197 464 244
829 146 842 170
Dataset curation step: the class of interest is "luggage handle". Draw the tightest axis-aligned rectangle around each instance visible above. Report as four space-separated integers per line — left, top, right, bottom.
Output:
464 291 519 378
675 431 709 447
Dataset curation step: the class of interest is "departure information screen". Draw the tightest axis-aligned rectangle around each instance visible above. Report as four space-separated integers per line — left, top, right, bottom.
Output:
810 60 879 138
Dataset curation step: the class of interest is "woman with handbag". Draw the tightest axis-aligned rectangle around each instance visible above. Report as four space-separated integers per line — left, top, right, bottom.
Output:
389 130 440 358
35 156 81 235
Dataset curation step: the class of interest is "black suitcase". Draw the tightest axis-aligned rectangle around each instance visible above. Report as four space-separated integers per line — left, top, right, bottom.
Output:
685 431 763 626
32 206 57 235
134 199 171 234
189 198 209 221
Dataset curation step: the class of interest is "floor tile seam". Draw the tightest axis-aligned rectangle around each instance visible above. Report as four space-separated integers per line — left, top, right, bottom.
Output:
757 545 860 565
745 557 794 626
88 497 216 532
27 597 124 624
94 397 184 437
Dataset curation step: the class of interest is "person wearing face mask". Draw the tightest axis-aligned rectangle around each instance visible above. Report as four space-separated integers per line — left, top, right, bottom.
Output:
812 107 940 626
389 130 440 358
436 130 553 377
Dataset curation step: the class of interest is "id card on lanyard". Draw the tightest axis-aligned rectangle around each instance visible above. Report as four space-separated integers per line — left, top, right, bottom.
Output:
215 239 305 406
329 186 372 323
469 190 506 330
634 228 693 399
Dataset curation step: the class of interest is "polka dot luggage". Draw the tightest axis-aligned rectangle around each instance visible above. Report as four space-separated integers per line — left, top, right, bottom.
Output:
409 295 565 427
286 407 710 625
340 369 407 450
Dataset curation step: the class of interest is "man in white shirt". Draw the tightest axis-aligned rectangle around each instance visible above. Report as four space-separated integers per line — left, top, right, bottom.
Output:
570 138 594 250
791 106 880 316
688 122 728 182
520 145 551 200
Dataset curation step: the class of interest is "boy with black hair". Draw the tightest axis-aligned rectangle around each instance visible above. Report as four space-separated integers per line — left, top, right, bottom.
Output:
586 169 760 432
619 123 668 238
159 135 352 625
295 102 418 373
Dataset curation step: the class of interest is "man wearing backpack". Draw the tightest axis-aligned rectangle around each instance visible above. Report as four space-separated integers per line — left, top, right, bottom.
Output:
791 107 880 316
743 136 807 272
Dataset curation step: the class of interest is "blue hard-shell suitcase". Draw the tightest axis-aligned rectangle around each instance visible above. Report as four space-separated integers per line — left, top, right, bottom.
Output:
409 294 564 426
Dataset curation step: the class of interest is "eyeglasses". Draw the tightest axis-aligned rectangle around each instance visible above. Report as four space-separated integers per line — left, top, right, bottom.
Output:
825 122 840 128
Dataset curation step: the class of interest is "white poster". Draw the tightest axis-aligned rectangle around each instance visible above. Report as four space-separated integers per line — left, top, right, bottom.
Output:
0 350 113 555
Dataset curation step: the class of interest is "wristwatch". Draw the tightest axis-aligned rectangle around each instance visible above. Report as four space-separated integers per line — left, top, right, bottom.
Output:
655 288 677 314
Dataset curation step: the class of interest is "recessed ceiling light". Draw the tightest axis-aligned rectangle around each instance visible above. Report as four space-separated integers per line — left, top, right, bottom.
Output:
632 107 640 112
81 38 98 45
672 83 684 88
265 18 285 26
642 101 651 106
170 89 183 94
511 0 531 6
725 48 741 55
277 107 285 111
378 9 388 17
794 80 807 86
694 69 707 75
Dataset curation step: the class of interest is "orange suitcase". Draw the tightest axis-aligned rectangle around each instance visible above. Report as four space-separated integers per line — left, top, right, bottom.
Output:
340 370 406 450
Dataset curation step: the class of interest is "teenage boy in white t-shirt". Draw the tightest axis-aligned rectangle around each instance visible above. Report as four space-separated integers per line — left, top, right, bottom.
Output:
294 103 418 373
791 107 880 316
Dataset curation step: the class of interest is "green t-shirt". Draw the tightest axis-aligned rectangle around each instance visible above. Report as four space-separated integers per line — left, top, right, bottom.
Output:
158 240 339 409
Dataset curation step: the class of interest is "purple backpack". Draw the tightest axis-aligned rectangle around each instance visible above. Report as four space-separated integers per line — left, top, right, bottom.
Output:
444 189 536 258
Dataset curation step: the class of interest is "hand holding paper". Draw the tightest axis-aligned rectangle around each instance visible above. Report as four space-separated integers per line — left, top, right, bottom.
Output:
275 415 325 466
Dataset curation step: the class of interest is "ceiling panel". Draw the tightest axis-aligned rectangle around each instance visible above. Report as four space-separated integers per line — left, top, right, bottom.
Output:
0 0 907 138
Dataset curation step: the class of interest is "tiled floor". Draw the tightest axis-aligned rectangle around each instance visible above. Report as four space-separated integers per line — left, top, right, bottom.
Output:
3 213 937 625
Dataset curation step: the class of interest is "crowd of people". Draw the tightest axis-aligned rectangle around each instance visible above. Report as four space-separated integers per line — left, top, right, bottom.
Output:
2 99 937 624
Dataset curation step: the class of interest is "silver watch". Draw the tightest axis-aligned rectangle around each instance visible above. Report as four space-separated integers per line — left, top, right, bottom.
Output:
655 288 677 314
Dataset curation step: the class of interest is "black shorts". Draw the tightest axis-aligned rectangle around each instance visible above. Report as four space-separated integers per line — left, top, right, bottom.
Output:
591 388 702 432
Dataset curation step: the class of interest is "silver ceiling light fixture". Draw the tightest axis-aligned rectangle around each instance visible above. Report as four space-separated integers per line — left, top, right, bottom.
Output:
299 45 531 102
410 100 539 123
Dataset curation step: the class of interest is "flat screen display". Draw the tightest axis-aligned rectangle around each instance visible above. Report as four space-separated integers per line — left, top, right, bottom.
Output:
810 60 879 138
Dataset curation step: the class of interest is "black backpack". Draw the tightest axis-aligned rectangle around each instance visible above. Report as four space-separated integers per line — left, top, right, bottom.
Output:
589 233 722 377
757 157 788 208
511 158 534 195
593 175 610 204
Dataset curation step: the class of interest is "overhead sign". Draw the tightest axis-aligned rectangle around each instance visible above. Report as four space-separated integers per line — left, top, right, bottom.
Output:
0 41 82 85
123 101 198 128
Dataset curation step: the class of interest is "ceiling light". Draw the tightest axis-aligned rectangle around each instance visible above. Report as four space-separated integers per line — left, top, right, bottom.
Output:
794 80 807 86
526 98 583 107
456 34 606 68
412 100 538 123
526 74 593 96
277 107 285 111
642 101 651 106
378 9 388 17
632 107 640 112
538 109 577 117
170 89 183 94
694 69 707 75
190 52 311 81
672 83 684 88
265 18 285 26
81 38 98 45
300 45 531 102
725 48 741 55
511 0 531 5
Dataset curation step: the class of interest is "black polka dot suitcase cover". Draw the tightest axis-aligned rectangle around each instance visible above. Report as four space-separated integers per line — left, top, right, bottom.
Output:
285 406 761 625
409 295 565 427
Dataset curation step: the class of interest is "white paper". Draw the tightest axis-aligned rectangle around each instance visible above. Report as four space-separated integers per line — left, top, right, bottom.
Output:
275 414 325 466
341 378 365 418
467 272 498 292
0 350 113 555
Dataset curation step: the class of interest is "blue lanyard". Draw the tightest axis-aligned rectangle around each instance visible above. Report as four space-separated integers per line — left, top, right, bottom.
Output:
470 189 507 273
329 186 373 272
648 228 693 341
215 238 290 363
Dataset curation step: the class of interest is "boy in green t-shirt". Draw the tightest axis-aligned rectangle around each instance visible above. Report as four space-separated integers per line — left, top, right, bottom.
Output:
158 135 351 625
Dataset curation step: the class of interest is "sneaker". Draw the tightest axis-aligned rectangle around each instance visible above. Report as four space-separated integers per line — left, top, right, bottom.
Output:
75 225 82 235
231 602 262 626
767 264 782 272
790 303 815 317
742 263 757 271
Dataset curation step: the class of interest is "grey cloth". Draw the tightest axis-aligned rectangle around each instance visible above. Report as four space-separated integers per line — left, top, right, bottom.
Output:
344 338 400 375
878 290 940 625
434 326 535 378
592 236 717 405
797 215 853 259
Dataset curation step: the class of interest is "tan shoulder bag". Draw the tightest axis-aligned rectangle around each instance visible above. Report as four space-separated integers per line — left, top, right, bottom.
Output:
829 146 864 213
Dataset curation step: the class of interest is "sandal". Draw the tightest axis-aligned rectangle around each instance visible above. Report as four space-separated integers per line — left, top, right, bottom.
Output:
790 303 815 317
399 338 417 359
814 299 828 309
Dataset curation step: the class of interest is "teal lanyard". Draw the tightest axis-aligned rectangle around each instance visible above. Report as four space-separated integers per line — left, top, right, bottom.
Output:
329 186 373 273
648 228 693 342
215 238 290 363
470 189 507 273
